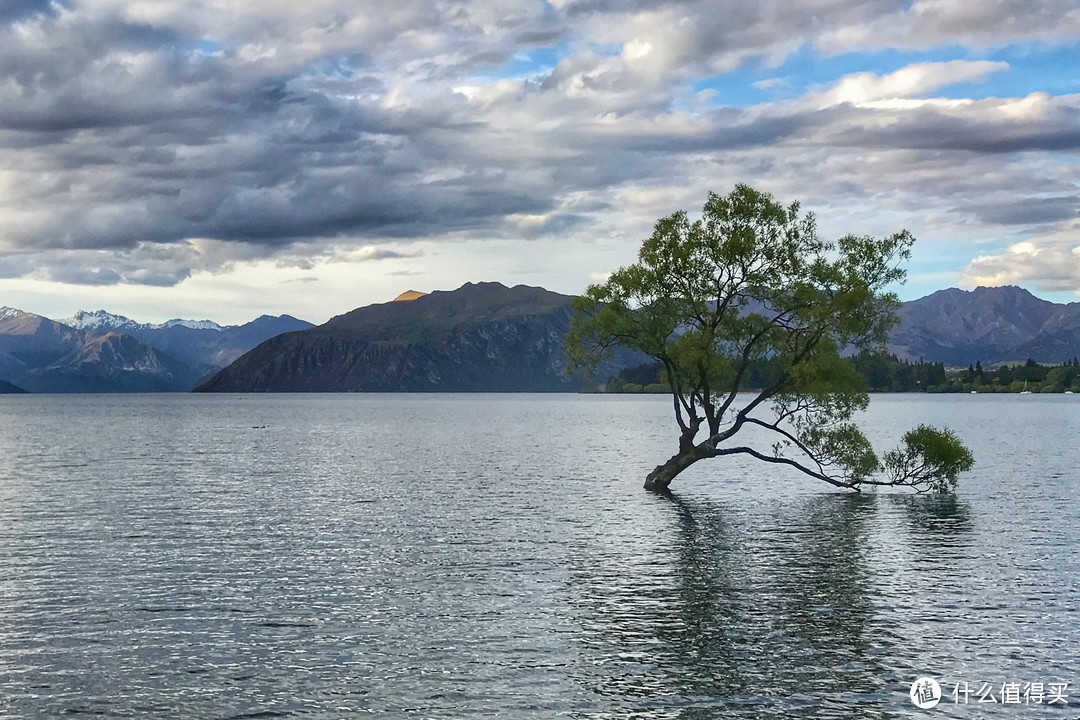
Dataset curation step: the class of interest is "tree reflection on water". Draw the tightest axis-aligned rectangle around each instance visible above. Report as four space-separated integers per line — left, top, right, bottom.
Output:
566 490 973 719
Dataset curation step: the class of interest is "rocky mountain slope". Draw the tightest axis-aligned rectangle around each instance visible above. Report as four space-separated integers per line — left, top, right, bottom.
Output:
889 285 1080 365
195 282 634 392
0 378 27 393
61 310 313 377
0 307 201 392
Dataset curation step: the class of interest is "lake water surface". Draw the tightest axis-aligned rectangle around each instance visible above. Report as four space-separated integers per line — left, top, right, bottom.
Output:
0 394 1077 718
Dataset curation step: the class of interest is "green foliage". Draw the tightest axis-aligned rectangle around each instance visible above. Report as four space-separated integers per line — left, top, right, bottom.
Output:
603 350 1080 396
568 183 974 492
568 184 908 395
601 351 943 394
883 425 975 493
798 423 880 484
851 352 946 391
926 357 1080 393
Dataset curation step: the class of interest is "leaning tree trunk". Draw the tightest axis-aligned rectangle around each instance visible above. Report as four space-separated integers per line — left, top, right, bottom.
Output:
643 446 707 492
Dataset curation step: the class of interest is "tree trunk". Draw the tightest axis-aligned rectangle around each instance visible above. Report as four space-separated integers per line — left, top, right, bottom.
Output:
644 447 705 492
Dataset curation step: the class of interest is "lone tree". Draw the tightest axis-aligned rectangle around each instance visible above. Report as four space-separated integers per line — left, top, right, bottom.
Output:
568 184 973 492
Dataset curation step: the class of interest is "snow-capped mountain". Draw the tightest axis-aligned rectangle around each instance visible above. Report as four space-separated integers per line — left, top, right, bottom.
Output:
62 310 223 333
0 308 200 392
0 306 314 392
56 309 314 378
0 306 31 321
159 318 223 331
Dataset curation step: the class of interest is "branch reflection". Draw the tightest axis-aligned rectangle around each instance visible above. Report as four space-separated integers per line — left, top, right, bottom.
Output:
567 489 971 718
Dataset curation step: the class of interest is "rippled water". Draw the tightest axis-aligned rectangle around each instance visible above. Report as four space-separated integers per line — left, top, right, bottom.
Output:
0 394 1077 718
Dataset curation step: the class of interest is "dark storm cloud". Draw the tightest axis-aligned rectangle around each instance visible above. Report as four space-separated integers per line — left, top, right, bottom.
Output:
833 106 1080 154
963 196 1080 227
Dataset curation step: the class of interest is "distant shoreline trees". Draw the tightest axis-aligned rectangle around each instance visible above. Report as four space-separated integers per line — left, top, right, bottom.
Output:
591 354 1080 394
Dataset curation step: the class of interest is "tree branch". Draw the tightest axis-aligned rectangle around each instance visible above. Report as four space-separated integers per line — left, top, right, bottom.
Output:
742 417 829 475
711 446 859 490
714 302 812 421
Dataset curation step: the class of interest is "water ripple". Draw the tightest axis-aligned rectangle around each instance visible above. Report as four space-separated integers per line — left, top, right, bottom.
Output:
0 393 1076 718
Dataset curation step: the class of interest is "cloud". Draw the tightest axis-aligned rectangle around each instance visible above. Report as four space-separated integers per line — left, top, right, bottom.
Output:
816 0 1080 52
805 61 1009 108
960 196 1080 227
0 0 58 23
588 270 612 284
336 246 422 262
45 266 123 285
961 224 1080 293
0 3 567 257
0 0 1079 292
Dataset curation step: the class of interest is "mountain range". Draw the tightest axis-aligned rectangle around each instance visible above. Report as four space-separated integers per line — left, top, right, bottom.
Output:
62 310 313 378
197 283 1080 393
889 285 1080 365
0 307 312 393
0 307 201 392
4 283 1080 393
195 283 636 392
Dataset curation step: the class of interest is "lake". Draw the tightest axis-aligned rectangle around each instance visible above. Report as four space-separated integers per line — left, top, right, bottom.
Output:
0 394 1077 718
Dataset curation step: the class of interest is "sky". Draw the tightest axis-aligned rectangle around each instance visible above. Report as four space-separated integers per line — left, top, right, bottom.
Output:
1 0 1079 324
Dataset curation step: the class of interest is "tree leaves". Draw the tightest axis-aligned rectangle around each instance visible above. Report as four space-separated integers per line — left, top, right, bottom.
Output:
567 183 974 492
883 425 975 493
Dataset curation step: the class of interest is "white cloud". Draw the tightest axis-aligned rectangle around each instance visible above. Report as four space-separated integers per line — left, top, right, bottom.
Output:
588 271 612 284
805 60 1009 109
817 0 1080 52
961 224 1080 294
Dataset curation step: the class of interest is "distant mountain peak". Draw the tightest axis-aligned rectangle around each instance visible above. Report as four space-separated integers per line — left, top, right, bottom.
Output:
60 310 313 334
195 280 621 393
890 284 1080 365
970 284 1044 300
0 306 58 335
63 309 140 331
63 310 224 332
393 290 427 302
159 318 223 331
1 306 201 392
973 284 1026 292
0 306 30 320
0 378 27 393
